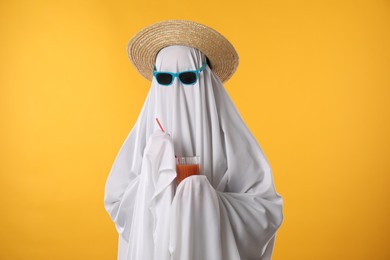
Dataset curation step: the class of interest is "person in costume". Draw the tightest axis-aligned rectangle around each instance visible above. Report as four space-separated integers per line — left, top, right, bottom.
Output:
104 20 284 260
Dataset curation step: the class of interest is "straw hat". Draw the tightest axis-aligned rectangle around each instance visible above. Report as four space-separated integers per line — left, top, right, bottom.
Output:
126 20 239 83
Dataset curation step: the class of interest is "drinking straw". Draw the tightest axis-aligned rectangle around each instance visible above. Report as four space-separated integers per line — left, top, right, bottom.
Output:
156 118 165 132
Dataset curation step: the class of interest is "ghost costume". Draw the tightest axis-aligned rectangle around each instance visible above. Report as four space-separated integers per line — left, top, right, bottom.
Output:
104 45 284 260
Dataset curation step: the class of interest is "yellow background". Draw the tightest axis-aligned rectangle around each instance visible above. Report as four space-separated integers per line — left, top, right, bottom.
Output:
1 0 389 259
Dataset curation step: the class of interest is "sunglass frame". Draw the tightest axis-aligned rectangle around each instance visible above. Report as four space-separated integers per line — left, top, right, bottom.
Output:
153 62 207 86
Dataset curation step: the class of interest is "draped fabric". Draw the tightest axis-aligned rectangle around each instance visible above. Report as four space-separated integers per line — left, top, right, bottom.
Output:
104 45 284 260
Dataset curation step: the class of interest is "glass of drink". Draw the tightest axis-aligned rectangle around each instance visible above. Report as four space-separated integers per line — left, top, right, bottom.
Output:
176 156 200 185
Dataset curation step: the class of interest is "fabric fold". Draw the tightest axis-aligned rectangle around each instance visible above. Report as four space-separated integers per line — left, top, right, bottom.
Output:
169 175 241 260
126 130 176 260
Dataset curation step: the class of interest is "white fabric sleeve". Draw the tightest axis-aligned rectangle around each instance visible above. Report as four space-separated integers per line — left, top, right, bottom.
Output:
103 121 145 241
168 174 283 260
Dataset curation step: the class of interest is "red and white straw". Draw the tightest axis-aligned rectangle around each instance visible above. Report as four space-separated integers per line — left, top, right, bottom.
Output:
156 118 165 133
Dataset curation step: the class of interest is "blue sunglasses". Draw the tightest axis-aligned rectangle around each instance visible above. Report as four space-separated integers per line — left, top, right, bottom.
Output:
153 62 207 86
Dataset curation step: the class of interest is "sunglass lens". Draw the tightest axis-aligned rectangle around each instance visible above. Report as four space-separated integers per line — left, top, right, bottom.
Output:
179 72 197 85
156 73 173 85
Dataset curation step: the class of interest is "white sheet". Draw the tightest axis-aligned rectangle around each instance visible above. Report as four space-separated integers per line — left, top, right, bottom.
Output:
104 45 284 260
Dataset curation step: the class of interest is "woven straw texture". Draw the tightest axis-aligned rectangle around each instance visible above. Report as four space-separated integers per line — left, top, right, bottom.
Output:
127 20 239 83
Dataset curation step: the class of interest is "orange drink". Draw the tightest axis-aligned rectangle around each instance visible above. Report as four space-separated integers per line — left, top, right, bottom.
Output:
176 156 200 185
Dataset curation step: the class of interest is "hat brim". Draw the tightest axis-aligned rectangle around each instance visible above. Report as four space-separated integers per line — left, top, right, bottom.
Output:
127 20 239 84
